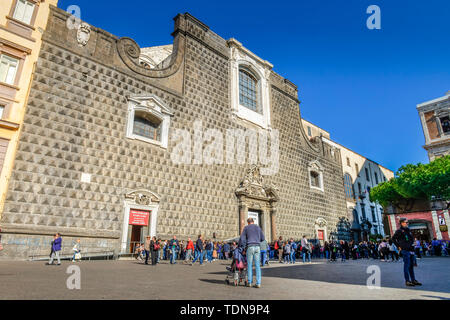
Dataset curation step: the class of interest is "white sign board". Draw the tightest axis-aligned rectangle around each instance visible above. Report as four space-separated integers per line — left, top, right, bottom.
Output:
248 211 259 226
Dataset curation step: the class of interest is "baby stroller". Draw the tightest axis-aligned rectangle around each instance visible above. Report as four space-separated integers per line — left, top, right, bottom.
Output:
225 246 248 287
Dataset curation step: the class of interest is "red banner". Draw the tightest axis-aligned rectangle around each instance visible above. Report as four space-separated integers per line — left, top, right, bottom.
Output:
129 209 150 226
318 230 324 240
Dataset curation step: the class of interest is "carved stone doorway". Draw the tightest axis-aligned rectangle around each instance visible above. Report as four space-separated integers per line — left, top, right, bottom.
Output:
235 166 279 242
121 190 161 254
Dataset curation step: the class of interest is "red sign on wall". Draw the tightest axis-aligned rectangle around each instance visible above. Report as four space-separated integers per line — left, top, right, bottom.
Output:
129 209 150 226
318 230 324 240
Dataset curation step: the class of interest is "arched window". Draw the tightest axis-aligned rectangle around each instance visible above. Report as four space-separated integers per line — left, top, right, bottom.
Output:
132 112 162 142
239 68 260 113
344 174 354 200
308 160 324 192
310 171 321 188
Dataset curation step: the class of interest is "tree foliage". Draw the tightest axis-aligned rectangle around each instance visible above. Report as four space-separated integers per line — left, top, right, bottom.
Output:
370 155 450 207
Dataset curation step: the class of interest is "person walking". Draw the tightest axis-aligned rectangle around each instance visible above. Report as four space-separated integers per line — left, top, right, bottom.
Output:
283 241 291 264
240 218 265 288
276 236 283 263
144 236 151 265
191 235 204 266
150 236 159 265
72 239 81 262
184 237 194 264
388 240 399 262
290 239 297 264
169 236 179 264
47 233 62 266
301 236 311 263
414 238 422 259
224 242 231 260
393 218 422 287
260 238 269 266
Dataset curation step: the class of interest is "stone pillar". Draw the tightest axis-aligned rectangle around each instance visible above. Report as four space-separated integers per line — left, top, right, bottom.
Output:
270 207 277 242
443 210 450 228
389 214 397 235
239 203 247 234
431 211 443 240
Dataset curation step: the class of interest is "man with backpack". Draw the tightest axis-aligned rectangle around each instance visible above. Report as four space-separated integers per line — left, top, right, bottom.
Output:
290 239 297 264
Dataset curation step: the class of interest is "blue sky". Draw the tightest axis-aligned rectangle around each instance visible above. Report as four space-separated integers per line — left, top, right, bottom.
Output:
57 0 450 172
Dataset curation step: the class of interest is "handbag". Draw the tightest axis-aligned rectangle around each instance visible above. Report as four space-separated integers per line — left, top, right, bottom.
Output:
154 244 160 251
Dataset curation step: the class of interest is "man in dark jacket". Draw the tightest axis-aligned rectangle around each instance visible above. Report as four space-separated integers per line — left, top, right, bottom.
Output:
191 235 204 266
392 218 422 287
240 218 265 288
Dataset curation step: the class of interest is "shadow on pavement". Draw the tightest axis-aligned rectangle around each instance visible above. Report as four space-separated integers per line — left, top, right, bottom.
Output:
420 295 450 300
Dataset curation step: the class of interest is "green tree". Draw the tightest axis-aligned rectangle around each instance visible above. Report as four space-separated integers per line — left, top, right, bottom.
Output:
370 155 450 207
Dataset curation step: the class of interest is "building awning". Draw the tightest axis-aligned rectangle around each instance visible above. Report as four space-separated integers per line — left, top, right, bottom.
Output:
409 223 428 230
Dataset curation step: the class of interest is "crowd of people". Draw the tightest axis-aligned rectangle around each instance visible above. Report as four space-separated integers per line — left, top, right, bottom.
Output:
134 235 450 266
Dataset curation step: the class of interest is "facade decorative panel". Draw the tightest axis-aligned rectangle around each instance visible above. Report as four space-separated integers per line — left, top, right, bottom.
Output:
0 9 350 260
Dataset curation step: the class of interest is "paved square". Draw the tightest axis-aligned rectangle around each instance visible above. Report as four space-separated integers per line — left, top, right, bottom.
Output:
0 257 449 300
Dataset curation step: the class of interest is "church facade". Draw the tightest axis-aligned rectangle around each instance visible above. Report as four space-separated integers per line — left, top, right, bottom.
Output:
0 7 350 260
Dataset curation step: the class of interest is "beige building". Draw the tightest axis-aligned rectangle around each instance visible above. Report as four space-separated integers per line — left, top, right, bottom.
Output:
302 119 395 241
417 91 450 161
0 0 58 219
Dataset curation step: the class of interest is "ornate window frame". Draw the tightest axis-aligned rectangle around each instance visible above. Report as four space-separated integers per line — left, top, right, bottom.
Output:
228 38 272 129
308 160 324 192
126 95 173 149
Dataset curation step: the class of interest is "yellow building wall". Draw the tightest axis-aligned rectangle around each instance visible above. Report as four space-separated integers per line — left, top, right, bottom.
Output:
0 0 59 219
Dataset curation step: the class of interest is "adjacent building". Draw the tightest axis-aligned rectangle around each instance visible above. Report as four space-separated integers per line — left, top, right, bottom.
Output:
417 91 450 161
0 8 351 260
302 119 395 242
0 0 59 220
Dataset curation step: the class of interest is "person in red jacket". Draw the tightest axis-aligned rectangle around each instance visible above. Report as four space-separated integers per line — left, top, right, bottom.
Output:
184 237 195 264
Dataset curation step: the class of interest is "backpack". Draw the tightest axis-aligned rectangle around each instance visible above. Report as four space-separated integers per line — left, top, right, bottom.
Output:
274 242 279 250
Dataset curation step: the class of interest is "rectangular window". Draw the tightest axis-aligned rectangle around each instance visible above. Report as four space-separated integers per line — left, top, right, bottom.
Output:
361 204 366 220
371 206 376 222
307 126 312 137
13 0 36 25
0 55 19 85
365 168 370 181
355 163 360 176
347 157 350 167
0 105 4 119
374 172 379 184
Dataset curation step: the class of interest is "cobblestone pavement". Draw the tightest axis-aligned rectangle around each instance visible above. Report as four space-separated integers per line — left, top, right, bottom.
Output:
0 257 449 300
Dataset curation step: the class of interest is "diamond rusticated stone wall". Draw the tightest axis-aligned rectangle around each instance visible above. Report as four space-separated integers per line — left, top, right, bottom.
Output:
0 8 349 260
